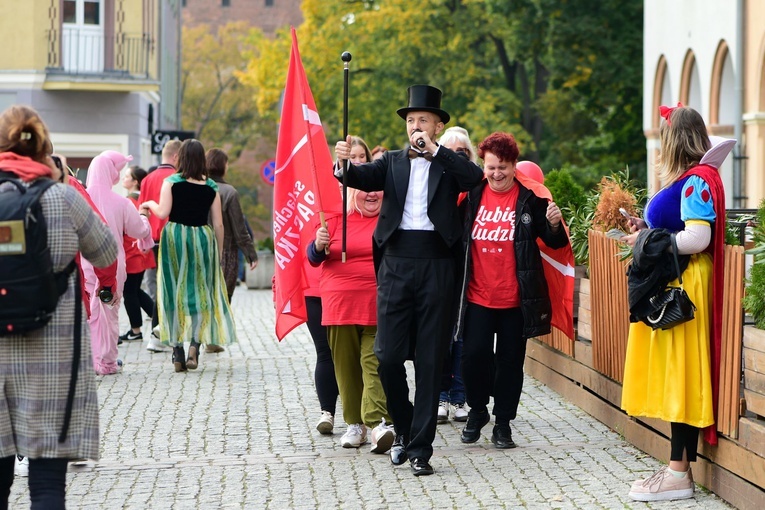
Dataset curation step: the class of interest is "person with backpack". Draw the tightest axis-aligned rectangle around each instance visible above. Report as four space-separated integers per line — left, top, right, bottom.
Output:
81 151 153 376
0 105 118 508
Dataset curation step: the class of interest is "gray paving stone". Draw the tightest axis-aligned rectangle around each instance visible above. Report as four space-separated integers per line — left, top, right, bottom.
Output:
6 288 736 508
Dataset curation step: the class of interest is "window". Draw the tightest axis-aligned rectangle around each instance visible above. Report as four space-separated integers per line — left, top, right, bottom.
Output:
83 0 100 24
222 0 230 6
265 0 273 6
63 0 76 23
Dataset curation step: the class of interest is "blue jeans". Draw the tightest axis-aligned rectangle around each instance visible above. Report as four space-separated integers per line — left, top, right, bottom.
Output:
439 337 465 404
0 456 69 510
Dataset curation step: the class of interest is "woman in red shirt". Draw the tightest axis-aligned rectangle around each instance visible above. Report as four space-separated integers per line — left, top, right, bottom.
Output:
119 166 156 341
456 132 568 449
307 136 394 454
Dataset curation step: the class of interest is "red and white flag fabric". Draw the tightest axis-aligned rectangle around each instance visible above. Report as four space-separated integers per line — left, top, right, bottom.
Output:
273 28 341 340
515 172 576 340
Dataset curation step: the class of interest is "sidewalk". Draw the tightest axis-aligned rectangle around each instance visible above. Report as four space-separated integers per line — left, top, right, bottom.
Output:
9 288 733 509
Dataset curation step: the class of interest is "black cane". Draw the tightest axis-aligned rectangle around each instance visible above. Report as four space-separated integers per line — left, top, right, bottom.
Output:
341 51 352 263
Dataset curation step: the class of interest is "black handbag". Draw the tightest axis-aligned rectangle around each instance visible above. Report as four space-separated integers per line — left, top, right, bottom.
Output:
643 235 696 330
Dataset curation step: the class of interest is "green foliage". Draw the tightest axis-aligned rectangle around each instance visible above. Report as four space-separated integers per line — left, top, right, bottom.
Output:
744 200 765 329
181 22 277 232
239 0 646 176
545 168 586 211
725 214 756 247
257 236 275 253
563 192 598 267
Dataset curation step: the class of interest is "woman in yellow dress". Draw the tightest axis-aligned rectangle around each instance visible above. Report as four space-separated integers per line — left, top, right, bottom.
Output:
621 105 728 502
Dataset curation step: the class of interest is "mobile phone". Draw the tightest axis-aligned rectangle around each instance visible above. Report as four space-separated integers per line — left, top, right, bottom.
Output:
618 208 631 219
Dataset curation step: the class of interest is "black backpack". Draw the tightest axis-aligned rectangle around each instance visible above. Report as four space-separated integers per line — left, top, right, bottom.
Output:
0 172 75 335
0 171 80 443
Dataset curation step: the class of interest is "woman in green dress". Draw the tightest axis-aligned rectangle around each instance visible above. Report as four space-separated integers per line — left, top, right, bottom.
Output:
142 139 236 372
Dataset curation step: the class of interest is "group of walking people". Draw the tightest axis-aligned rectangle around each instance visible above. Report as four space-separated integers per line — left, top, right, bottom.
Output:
303 85 567 478
0 103 260 506
304 84 728 505
0 83 729 505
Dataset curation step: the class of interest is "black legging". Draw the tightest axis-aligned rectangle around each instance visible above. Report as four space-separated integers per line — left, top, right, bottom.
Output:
670 422 699 462
461 303 527 425
0 456 69 510
305 296 338 415
150 245 160 329
123 271 154 329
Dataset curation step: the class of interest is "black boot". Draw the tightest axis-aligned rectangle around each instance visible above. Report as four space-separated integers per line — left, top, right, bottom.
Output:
172 346 187 372
187 341 200 370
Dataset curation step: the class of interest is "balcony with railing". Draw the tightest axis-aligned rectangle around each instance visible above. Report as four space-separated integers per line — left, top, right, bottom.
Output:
45 28 158 89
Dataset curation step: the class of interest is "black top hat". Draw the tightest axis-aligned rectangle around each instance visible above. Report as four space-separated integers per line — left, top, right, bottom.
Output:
396 85 450 124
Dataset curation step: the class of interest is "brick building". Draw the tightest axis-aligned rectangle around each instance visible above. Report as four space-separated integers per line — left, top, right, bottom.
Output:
181 0 303 35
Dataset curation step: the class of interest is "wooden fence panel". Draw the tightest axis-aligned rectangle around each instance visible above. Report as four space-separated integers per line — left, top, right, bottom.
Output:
718 245 745 438
536 327 574 357
589 230 631 382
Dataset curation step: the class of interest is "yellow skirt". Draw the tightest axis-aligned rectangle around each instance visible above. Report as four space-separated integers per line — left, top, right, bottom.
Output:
621 253 714 428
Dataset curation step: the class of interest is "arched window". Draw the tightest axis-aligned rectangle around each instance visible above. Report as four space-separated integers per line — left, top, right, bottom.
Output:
710 40 735 126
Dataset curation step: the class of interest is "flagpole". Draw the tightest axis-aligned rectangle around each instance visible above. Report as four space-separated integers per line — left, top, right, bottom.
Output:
341 51 352 263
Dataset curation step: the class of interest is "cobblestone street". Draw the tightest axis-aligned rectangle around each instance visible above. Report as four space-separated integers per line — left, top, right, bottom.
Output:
9 288 733 509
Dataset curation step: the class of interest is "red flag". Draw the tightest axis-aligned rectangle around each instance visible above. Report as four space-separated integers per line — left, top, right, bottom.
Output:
515 172 576 340
273 28 342 340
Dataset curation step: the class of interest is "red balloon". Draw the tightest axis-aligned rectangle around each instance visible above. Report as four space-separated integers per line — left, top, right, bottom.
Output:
516 161 544 183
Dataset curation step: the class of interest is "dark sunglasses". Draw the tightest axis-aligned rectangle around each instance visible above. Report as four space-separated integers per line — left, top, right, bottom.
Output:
454 147 470 155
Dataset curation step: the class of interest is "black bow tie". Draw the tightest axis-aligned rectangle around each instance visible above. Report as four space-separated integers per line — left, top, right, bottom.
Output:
408 149 433 161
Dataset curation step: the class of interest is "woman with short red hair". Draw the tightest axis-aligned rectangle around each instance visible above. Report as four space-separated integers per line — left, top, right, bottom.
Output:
456 132 568 449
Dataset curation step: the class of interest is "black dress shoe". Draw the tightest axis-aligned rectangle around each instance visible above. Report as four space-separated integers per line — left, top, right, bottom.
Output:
390 434 408 465
410 458 434 476
491 425 516 449
460 410 490 443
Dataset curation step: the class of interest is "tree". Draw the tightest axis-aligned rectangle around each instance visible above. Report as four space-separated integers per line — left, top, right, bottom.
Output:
181 22 273 233
239 0 645 184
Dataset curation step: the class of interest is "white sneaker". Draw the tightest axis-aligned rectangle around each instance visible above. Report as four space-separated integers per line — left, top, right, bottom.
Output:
146 336 170 353
370 419 395 454
340 424 367 448
14 455 28 477
316 411 334 435
453 403 469 422
629 466 695 502
437 400 449 424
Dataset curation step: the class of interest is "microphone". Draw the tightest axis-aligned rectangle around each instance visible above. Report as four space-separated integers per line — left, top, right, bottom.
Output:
412 129 426 149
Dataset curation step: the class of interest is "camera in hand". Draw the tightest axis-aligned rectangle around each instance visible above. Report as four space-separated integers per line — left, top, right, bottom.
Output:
98 286 113 304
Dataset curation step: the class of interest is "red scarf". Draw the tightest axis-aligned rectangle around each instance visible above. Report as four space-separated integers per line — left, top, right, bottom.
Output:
0 152 53 181
684 164 725 446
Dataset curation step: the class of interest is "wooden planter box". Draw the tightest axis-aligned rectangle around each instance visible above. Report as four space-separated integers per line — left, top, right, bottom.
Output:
744 325 765 418
577 277 591 341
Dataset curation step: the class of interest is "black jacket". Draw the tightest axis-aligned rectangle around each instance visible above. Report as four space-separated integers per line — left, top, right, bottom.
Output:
454 180 570 340
340 146 484 273
627 228 689 322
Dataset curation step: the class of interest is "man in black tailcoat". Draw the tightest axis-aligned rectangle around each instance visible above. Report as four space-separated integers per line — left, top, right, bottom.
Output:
334 85 483 476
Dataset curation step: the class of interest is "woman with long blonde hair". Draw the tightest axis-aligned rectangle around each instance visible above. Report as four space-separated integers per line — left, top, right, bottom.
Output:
621 105 730 502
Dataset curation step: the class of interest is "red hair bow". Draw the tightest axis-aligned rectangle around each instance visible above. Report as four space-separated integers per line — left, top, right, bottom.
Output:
660 102 683 125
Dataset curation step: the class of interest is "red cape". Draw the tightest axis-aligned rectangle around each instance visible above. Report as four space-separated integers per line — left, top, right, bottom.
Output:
685 164 725 446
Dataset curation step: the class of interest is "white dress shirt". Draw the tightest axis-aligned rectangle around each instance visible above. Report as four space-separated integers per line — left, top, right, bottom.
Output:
400 155 435 231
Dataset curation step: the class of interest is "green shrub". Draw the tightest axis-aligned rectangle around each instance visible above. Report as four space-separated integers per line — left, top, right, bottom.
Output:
743 200 765 329
545 168 586 211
